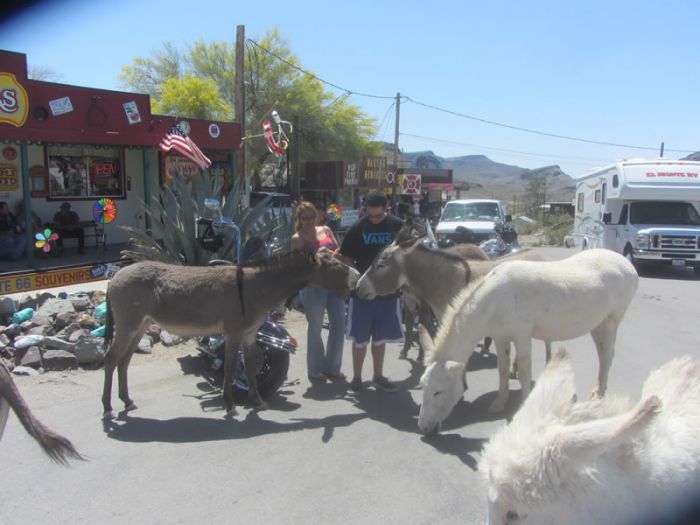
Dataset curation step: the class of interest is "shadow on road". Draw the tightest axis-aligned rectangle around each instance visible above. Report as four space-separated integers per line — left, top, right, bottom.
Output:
103 410 368 443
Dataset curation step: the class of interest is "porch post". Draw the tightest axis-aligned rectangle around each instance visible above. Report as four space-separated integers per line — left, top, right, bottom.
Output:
142 148 152 233
19 143 35 268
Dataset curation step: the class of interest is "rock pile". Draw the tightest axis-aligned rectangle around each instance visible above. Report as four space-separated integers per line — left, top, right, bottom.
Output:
0 291 183 375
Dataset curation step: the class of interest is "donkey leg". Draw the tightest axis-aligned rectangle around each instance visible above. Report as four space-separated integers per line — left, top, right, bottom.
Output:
102 327 141 419
513 337 533 402
590 320 619 399
117 350 138 412
489 339 512 413
242 342 266 410
102 347 119 420
222 338 240 414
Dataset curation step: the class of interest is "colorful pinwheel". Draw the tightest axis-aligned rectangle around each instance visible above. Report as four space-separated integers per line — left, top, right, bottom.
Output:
93 198 117 224
35 228 59 253
326 203 342 222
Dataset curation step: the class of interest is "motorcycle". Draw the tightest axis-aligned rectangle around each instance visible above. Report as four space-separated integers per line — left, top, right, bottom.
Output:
195 199 297 403
478 222 520 259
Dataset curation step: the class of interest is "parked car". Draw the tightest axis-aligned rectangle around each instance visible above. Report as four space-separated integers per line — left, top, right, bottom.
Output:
435 199 513 244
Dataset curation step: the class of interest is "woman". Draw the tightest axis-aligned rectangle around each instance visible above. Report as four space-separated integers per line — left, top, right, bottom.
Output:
291 202 346 383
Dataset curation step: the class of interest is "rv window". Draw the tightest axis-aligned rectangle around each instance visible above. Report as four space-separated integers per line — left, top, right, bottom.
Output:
594 190 601 203
602 183 606 204
612 174 619 188
577 193 584 212
618 204 628 225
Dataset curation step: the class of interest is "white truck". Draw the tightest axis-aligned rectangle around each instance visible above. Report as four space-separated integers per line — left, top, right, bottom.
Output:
570 158 700 273
435 199 512 244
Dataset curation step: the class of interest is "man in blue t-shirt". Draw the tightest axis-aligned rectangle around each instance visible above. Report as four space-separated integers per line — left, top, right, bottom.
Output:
339 191 404 394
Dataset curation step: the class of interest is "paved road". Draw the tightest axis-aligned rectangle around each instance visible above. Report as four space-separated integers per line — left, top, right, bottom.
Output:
1 248 698 524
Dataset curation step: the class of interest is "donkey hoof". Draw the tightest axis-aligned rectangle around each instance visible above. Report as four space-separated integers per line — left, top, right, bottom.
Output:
102 410 115 421
399 351 408 359
124 401 138 412
250 399 267 411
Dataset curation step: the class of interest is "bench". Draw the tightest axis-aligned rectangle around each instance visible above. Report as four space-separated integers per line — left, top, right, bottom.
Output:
46 220 105 249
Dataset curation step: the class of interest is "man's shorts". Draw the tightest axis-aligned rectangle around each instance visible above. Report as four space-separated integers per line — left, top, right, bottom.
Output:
346 296 404 347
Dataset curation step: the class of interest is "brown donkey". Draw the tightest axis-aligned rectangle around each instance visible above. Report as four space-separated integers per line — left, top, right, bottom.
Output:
102 250 360 419
0 363 83 465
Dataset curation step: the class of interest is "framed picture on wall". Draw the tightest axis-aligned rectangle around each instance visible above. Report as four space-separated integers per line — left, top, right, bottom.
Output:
29 165 49 197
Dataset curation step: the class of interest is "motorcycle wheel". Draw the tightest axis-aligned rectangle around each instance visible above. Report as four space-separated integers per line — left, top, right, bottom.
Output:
230 345 290 403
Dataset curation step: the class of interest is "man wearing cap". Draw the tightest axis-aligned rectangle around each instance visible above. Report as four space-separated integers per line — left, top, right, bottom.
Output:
53 202 85 254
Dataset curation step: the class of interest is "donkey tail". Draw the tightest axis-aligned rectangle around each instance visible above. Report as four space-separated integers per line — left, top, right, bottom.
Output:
0 364 85 466
103 287 114 352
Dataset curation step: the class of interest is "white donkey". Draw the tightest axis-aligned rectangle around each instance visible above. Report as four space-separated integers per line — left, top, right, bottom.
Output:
480 349 700 525
418 249 638 433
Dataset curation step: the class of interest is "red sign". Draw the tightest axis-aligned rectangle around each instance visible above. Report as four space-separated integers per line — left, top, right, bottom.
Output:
401 174 422 195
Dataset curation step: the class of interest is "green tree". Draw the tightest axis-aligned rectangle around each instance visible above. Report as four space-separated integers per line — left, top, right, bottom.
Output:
119 29 378 182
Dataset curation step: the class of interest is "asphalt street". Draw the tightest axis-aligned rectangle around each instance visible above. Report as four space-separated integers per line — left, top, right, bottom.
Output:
1 247 698 524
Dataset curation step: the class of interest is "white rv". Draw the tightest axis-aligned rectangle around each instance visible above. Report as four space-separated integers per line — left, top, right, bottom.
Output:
571 159 700 273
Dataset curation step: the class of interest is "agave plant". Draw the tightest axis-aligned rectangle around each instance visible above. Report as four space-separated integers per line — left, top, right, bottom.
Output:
120 170 292 265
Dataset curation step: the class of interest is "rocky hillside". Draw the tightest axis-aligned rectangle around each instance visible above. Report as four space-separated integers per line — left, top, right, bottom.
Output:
384 144 576 202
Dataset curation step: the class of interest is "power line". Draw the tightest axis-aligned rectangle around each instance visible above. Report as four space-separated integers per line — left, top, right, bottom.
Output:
246 38 696 154
373 101 396 143
403 97 695 154
247 39 395 100
400 132 612 166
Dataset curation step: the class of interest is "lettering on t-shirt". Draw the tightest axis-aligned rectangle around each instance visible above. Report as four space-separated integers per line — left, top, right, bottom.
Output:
362 232 393 245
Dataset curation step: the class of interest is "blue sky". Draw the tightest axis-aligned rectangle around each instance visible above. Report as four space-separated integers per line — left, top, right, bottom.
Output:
1 0 698 177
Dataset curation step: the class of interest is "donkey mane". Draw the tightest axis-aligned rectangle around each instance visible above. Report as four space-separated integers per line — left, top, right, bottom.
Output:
238 249 309 270
425 270 488 364
414 241 466 263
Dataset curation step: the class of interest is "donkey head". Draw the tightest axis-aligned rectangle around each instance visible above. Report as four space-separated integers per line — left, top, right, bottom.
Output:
355 235 426 300
417 358 466 434
306 251 360 294
481 349 661 525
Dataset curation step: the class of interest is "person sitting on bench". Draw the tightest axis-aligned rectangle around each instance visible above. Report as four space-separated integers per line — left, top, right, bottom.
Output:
53 202 85 254
0 201 26 260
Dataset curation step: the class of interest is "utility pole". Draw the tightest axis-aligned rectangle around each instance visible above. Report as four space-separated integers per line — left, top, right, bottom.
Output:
235 25 246 192
391 92 401 200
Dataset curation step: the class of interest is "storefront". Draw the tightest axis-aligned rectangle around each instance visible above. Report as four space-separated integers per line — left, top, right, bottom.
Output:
0 50 241 275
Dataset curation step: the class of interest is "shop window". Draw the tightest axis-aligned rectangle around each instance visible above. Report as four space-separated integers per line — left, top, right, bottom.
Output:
46 145 125 199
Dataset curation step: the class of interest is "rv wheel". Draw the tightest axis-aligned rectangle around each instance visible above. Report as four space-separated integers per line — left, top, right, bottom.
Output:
624 246 639 271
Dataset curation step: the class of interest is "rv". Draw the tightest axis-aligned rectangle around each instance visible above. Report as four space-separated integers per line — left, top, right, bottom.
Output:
571 159 700 273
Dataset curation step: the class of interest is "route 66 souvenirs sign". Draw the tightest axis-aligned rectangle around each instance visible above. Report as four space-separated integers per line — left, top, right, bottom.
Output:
401 173 421 195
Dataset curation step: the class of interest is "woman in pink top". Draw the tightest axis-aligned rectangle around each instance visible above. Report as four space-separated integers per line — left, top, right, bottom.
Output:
291 201 346 383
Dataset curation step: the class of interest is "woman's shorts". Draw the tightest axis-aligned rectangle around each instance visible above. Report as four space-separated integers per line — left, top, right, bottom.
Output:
346 296 404 346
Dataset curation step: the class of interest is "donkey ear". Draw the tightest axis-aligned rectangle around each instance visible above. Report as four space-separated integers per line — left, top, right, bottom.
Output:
544 395 661 469
512 348 576 425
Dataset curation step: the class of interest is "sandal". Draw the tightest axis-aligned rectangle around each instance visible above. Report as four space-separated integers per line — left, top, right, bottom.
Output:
324 372 347 381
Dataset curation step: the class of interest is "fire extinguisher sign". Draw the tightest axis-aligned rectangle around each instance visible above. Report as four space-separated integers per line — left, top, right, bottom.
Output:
401 174 422 195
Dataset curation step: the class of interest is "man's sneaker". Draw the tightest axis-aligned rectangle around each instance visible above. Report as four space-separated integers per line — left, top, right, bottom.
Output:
348 377 362 394
372 375 397 392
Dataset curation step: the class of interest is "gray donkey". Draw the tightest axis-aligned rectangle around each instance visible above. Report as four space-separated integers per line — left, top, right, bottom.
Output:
103 250 360 419
1 363 83 465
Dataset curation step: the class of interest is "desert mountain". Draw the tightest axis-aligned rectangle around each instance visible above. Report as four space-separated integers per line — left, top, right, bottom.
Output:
383 144 576 202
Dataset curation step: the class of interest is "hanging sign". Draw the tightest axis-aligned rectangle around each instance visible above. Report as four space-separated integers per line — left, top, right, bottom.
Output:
401 173 422 195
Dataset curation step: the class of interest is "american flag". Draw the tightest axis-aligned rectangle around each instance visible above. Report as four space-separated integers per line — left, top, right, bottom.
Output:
159 122 211 169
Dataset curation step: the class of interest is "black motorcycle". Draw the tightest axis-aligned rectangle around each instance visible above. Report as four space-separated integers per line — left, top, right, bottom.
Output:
195 199 297 403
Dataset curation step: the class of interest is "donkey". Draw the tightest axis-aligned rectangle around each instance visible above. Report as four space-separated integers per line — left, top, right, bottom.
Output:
400 240 490 361
102 250 360 419
1 363 83 465
356 232 546 367
480 349 700 525
417 249 638 433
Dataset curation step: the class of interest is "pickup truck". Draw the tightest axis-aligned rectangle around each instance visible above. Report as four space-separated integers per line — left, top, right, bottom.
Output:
435 199 513 244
